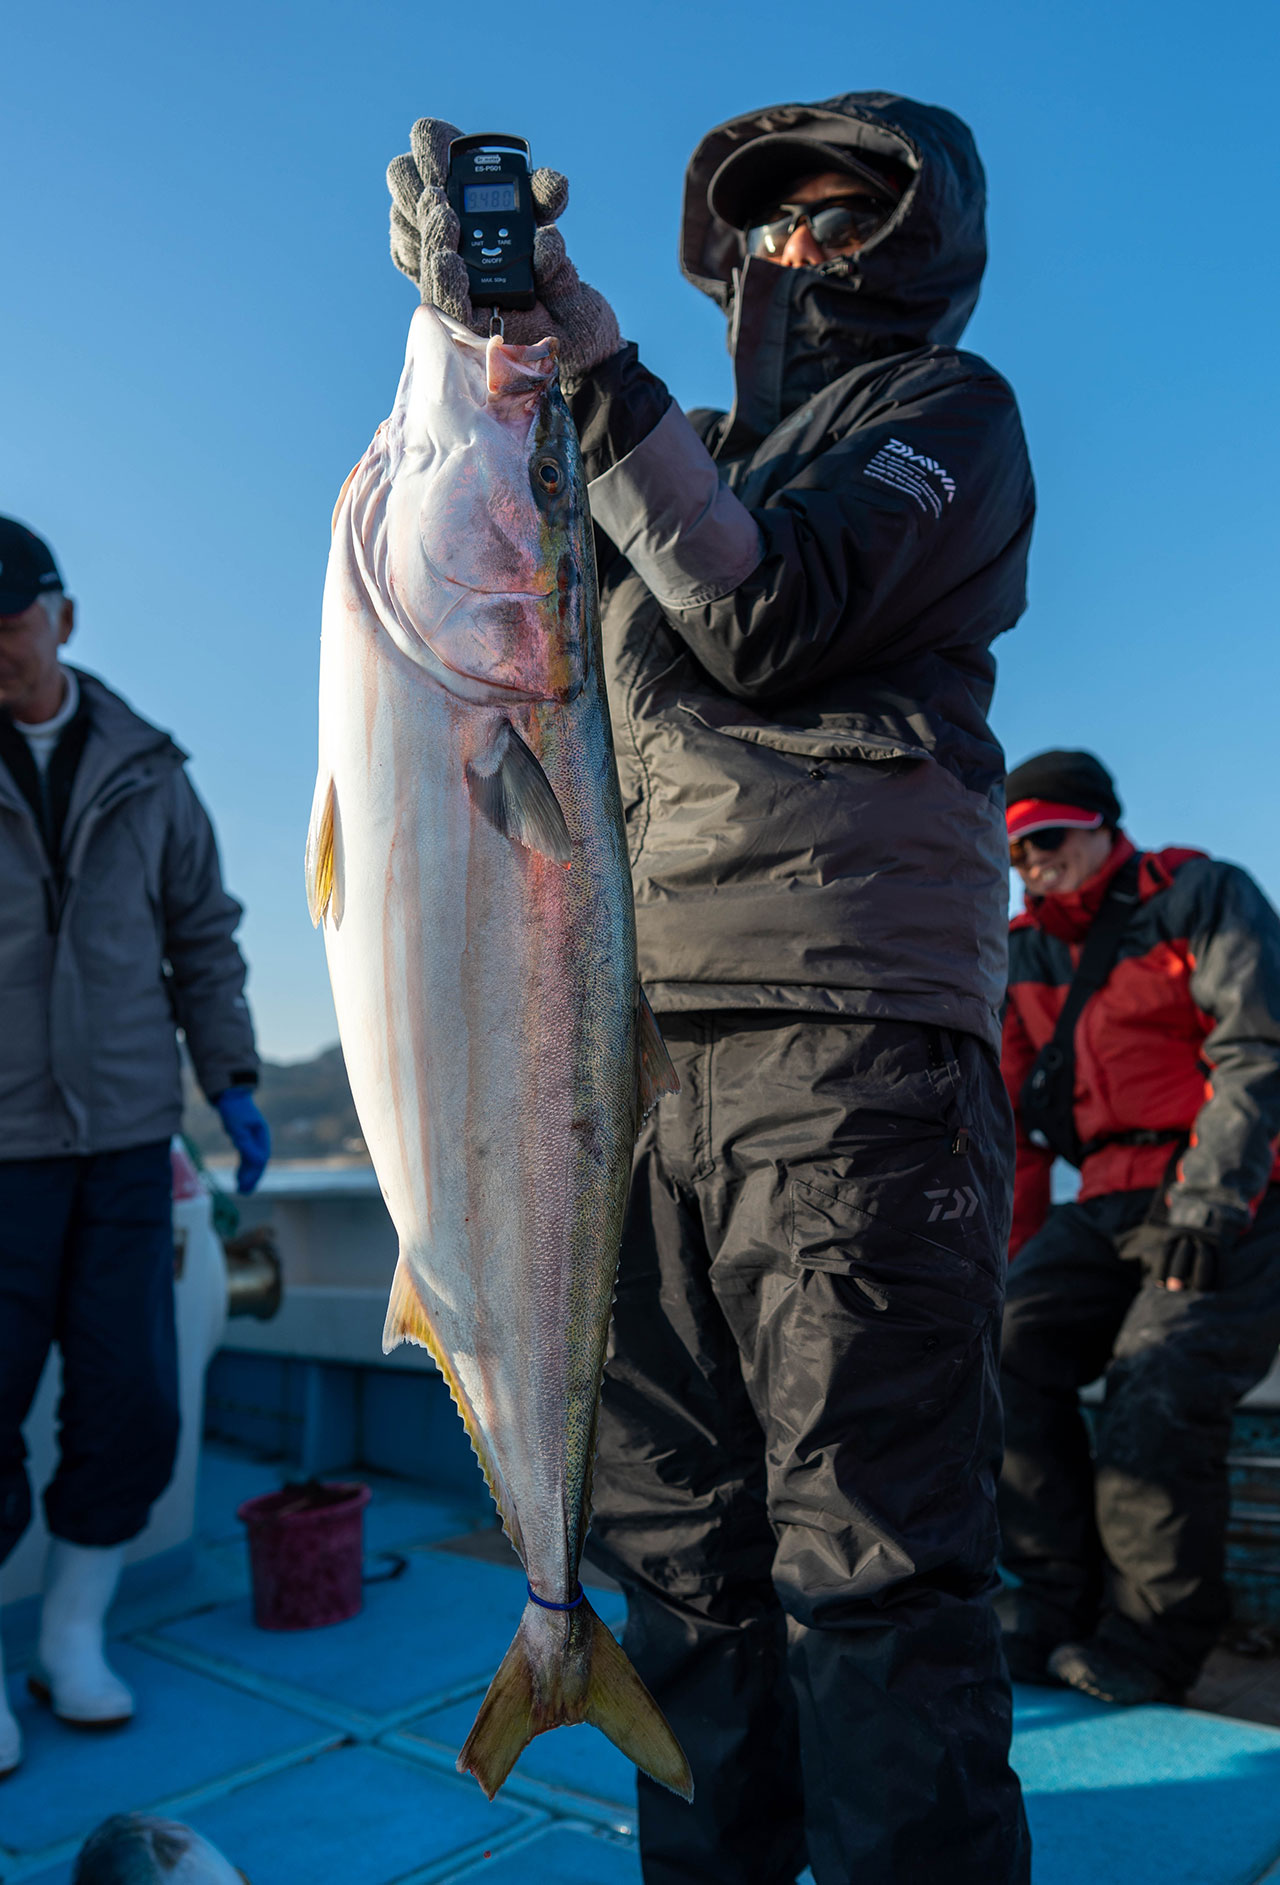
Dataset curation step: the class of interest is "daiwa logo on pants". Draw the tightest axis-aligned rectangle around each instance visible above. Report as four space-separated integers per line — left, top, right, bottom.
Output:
925 1186 979 1222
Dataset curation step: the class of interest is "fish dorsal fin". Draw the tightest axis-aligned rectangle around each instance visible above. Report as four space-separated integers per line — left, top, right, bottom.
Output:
304 774 338 927
636 989 679 1120
383 1254 524 1559
466 722 572 863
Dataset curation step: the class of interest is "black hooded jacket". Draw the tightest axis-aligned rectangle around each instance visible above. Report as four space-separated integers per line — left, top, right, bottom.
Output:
569 93 1035 1050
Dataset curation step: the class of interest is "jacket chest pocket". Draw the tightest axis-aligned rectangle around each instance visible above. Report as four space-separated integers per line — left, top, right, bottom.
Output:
680 702 932 773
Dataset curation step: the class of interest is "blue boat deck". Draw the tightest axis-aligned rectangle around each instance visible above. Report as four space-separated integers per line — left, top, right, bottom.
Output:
3 1443 1280 1884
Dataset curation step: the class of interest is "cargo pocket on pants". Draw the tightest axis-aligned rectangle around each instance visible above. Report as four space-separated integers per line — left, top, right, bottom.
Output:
788 1165 1003 1419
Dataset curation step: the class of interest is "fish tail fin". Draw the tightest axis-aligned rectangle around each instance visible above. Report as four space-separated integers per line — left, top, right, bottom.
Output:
579 1601 693 1800
456 1595 692 1804
455 1613 539 1800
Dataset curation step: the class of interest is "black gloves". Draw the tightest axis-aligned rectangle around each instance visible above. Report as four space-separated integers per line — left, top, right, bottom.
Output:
1138 1224 1229 1292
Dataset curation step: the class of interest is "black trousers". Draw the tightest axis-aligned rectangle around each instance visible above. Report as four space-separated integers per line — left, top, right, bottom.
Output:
587 1015 1030 1885
0 1141 180 1563
999 1188 1280 1689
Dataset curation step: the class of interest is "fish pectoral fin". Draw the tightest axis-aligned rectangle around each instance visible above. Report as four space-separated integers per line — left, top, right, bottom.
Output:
457 1597 693 1804
636 988 680 1119
466 722 572 863
304 774 338 927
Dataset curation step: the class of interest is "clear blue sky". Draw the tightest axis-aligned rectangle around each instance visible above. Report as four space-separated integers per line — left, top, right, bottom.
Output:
4 0 1277 1060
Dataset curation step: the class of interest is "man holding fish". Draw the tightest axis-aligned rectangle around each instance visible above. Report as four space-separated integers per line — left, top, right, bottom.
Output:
370 90 1033 1883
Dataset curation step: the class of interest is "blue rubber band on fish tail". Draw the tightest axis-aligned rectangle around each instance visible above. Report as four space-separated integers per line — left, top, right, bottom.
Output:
527 1583 585 1611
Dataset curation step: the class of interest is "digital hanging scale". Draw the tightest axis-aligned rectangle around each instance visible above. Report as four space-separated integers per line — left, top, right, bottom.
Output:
446 133 537 314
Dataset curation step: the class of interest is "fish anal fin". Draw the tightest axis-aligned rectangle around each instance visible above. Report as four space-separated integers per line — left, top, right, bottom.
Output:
381 1253 436 1352
457 1596 692 1803
636 988 679 1120
304 774 338 927
382 1254 523 1558
466 722 572 863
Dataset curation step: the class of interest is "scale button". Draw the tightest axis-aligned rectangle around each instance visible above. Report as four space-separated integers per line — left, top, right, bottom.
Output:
498 228 509 238
473 228 483 239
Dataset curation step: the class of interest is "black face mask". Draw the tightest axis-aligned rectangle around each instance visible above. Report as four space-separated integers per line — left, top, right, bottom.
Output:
724 252 926 441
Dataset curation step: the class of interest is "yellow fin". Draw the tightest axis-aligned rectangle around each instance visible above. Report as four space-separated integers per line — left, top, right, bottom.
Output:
636 989 679 1121
457 1616 538 1800
304 774 337 927
581 1604 692 1801
457 1596 692 1803
382 1254 523 1558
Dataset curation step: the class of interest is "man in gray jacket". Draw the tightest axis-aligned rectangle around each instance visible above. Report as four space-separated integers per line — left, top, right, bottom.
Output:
390 93 1033 1883
0 517 269 1778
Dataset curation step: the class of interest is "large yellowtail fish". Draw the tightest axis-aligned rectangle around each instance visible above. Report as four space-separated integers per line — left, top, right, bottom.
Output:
305 302 690 1805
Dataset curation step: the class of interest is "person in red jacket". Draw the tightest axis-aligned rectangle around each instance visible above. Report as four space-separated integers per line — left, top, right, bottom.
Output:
998 749 1280 1704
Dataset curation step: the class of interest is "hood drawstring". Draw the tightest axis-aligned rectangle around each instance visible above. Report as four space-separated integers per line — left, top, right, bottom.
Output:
816 254 861 286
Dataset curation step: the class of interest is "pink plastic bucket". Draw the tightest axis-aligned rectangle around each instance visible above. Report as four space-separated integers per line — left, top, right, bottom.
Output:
237 1481 372 1631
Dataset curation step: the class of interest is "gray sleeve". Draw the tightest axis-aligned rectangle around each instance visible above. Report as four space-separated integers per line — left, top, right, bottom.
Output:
587 399 763 608
1169 863 1280 1234
161 769 260 1100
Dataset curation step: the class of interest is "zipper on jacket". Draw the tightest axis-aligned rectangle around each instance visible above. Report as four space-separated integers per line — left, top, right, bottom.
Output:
51 770 153 935
2 796 60 933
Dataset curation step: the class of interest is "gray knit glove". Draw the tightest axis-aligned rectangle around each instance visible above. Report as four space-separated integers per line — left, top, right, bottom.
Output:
387 118 620 387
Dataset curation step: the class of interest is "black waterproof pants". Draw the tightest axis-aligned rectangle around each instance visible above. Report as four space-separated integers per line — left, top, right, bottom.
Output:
0 1142 180 1562
999 1188 1280 1690
588 1015 1030 1885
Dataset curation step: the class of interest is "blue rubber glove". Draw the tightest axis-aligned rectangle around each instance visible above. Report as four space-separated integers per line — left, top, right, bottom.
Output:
214 1087 271 1194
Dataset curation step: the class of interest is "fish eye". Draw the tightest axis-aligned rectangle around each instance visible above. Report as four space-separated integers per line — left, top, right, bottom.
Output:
534 457 564 495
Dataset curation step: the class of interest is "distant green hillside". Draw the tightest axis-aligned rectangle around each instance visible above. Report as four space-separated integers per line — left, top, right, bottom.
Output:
183 1043 367 1163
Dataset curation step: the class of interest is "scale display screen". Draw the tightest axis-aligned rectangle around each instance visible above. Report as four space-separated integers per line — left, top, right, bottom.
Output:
464 182 517 213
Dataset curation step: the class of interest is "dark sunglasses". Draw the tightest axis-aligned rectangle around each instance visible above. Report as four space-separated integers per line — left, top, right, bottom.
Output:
744 195 891 258
1008 827 1073 865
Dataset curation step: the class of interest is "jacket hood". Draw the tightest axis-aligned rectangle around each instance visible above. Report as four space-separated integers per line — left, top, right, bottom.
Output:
59 668 186 835
681 93 987 434
70 668 186 769
0 667 182 823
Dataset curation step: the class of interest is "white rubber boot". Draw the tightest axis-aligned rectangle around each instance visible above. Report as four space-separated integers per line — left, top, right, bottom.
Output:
29 1541 134 1727
0 1630 21 1777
